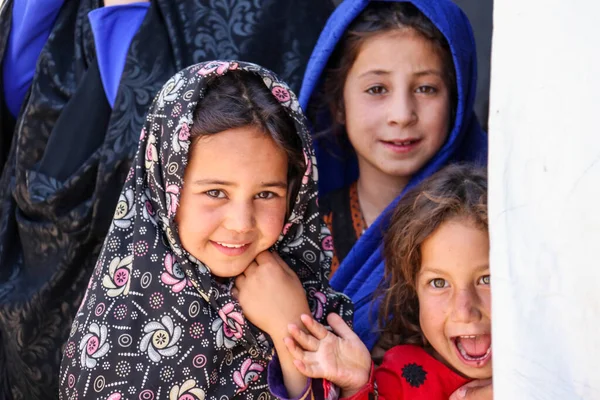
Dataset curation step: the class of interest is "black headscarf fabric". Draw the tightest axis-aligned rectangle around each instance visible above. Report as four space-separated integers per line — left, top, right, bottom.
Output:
59 60 352 400
0 1 335 399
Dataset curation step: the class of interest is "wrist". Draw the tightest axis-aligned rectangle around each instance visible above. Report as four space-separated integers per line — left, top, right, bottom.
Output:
340 362 374 398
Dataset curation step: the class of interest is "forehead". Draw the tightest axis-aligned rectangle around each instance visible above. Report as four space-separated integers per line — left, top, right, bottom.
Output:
420 219 489 275
184 125 289 179
350 29 445 76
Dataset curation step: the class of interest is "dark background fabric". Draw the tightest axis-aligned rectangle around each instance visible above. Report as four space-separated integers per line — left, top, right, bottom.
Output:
0 1 334 398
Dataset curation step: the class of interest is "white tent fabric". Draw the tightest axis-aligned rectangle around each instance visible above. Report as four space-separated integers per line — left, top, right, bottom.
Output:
489 1 600 399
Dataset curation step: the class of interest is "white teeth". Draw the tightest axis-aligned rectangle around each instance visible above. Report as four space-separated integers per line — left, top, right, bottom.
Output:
217 242 246 248
393 140 414 146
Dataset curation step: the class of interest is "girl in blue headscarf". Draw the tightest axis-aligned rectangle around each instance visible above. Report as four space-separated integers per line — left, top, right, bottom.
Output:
298 0 487 352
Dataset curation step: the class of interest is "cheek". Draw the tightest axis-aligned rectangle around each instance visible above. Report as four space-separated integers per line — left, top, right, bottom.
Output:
479 288 492 318
421 98 451 141
255 201 287 243
418 292 448 342
177 200 220 248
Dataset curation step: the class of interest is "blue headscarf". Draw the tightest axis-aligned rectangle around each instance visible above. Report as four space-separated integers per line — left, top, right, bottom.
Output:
299 0 487 349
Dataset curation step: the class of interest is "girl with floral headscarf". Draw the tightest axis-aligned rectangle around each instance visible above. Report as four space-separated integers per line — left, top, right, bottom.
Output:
59 61 352 400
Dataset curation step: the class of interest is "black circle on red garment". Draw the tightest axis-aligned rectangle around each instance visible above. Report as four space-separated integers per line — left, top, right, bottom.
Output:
401 363 428 388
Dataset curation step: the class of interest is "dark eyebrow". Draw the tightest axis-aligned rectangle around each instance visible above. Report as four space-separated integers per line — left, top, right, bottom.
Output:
358 69 390 79
358 69 444 79
260 181 288 190
421 264 490 275
190 179 288 190
191 179 236 186
413 69 444 78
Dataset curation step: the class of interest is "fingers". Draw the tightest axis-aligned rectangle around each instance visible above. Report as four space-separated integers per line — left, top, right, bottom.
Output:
254 251 274 265
283 337 324 379
449 380 493 400
244 261 259 275
287 322 321 351
255 251 295 275
300 314 329 341
327 313 357 340
283 336 306 360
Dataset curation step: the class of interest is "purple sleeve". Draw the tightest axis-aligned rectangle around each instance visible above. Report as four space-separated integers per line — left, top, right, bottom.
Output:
268 354 329 400
88 2 150 107
2 0 64 117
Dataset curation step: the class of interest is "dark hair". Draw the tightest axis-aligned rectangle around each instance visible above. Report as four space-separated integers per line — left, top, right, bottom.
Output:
317 2 457 146
378 164 487 349
190 71 305 212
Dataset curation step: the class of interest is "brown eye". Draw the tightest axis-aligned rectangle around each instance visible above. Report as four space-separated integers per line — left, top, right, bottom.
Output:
366 85 387 95
205 190 226 199
429 278 448 289
255 191 275 199
415 85 437 94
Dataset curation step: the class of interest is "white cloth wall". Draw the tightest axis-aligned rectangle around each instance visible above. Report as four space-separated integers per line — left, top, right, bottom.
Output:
489 1 600 399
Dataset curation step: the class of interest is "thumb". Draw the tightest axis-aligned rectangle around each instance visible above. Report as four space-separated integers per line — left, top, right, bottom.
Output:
449 379 492 400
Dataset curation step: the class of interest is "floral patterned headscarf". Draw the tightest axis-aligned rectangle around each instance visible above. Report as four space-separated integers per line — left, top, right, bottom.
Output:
59 61 353 400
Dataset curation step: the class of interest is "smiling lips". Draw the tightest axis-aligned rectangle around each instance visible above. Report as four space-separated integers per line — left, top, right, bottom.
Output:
452 334 492 367
381 138 422 153
211 241 251 256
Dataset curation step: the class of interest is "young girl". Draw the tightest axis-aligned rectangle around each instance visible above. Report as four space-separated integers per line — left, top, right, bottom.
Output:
58 61 352 399
284 164 491 399
298 0 488 349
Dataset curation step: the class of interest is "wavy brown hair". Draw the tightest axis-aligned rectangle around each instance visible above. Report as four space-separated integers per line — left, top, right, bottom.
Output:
378 164 488 350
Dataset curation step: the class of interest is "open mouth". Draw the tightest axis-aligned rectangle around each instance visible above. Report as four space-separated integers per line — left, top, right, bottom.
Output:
452 334 492 365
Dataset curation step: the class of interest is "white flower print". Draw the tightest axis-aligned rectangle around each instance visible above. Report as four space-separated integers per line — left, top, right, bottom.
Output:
319 223 333 263
286 223 305 248
172 114 192 153
140 315 182 362
169 379 205 400
79 323 110 369
145 133 159 170
158 72 186 108
113 188 135 229
211 303 244 349
160 215 182 256
165 185 180 218
101 255 134 297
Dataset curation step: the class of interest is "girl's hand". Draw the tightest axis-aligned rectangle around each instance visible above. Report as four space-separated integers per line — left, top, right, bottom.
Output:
284 313 372 397
234 251 311 397
449 379 493 400
234 251 310 341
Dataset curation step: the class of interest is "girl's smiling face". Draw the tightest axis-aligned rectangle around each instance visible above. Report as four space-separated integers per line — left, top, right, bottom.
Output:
342 28 451 185
417 218 492 379
175 125 289 277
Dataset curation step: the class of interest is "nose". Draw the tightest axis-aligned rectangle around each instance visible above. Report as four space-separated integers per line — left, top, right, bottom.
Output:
387 89 417 127
223 201 255 234
450 287 483 323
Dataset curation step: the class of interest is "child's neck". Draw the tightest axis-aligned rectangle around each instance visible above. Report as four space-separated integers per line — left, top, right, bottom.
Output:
356 163 410 227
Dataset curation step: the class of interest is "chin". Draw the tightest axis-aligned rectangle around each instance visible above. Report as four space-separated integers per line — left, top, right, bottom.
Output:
455 364 493 381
